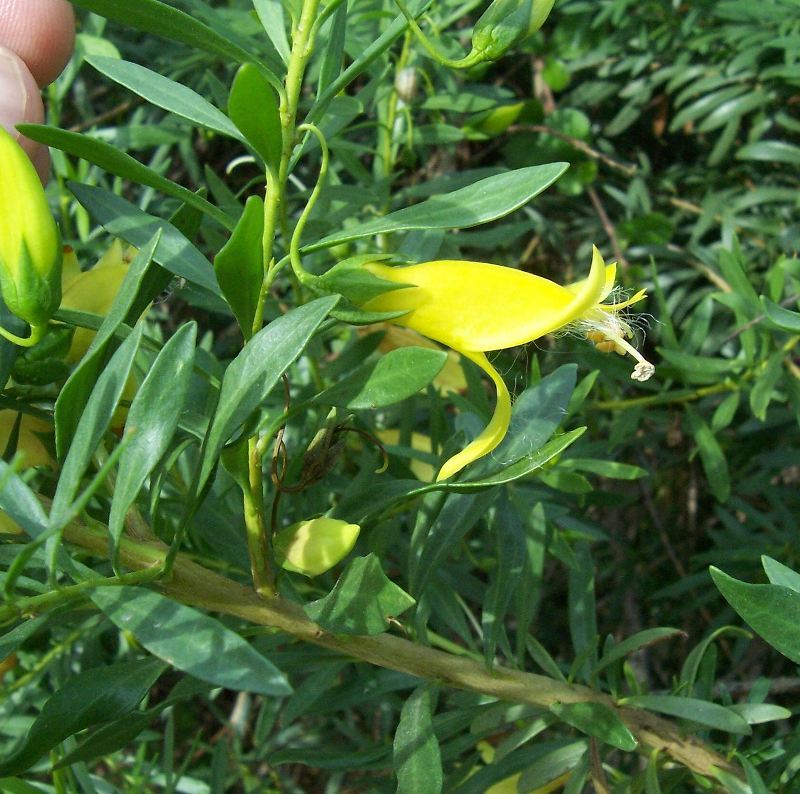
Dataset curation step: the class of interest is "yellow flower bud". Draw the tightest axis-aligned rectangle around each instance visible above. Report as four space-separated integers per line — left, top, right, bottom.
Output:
0 126 61 337
274 517 360 577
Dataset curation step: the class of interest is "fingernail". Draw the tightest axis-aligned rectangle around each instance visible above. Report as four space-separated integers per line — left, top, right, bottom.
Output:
0 47 27 139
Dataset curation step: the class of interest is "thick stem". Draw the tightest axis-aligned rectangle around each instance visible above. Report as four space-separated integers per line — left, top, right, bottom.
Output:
61 518 741 781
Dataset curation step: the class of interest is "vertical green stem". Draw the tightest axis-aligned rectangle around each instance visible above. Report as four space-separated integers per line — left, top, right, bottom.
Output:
244 0 324 596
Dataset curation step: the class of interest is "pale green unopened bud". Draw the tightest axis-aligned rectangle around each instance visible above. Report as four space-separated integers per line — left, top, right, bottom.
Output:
0 127 61 329
274 517 360 577
471 0 556 61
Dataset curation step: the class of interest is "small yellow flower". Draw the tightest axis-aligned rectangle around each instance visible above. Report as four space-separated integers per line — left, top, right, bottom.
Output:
274 517 360 577
362 247 653 480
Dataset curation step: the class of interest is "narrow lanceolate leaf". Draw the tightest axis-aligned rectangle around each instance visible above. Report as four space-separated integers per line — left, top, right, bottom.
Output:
550 702 637 751
620 694 750 734
54 233 158 457
68 0 263 68
91 586 292 695
108 323 197 568
762 556 800 593
483 498 525 667
50 323 144 531
0 657 165 776
685 407 729 502
394 685 443 794
761 296 800 332
69 184 220 294
198 296 339 490
19 125 234 230
710 567 800 665
85 56 244 140
305 164 568 251
314 348 447 409
0 460 49 538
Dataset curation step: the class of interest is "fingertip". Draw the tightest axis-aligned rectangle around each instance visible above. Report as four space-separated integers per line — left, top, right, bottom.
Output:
0 43 46 163
0 0 76 86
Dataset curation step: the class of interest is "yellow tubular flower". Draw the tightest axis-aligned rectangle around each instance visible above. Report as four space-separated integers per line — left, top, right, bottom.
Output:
362 247 654 481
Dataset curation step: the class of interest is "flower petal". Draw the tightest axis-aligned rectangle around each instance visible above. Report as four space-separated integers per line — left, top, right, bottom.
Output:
364 247 607 352
437 351 511 481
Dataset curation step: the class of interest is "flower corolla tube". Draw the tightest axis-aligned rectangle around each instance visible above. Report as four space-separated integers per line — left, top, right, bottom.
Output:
362 247 654 481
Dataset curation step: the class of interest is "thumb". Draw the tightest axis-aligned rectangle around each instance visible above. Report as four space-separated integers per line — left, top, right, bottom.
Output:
0 44 48 180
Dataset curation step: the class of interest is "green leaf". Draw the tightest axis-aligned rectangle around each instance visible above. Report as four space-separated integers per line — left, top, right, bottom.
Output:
19 125 233 231
228 63 282 172
710 567 800 664
394 685 442 794
458 428 587 490
561 458 647 481
69 184 221 294
85 56 243 140
51 711 153 771
515 742 588 793
737 140 800 166
469 364 576 476
198 296 339 491
313 254 408 304
761 296 800 331
0 657 165 776
592 628 684 676
0 461 49 539
91 586 291 695
50 323 144 531
728 703 791 725
685 407 729 502
620 694 750 734
409 491 495 596
306 164 568 252
762 556 800 593
550 702 637 751
54 233 159 457
749 350 784 421
657 349 739 384
483 499 525 667
108 323 197 567
213 195 265 334
314 347 446 409
0 616 49 660
304 554 415 635
252 0 290 64
69 0 268 71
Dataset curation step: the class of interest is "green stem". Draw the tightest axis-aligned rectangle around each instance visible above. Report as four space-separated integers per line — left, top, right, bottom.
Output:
392 0 482 69
0 567 161 626
0 322 46 348
245 0 325 597
245 436 274 597
289 124 329 285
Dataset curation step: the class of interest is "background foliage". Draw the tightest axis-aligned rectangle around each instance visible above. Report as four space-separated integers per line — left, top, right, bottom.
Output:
1 0 799 791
